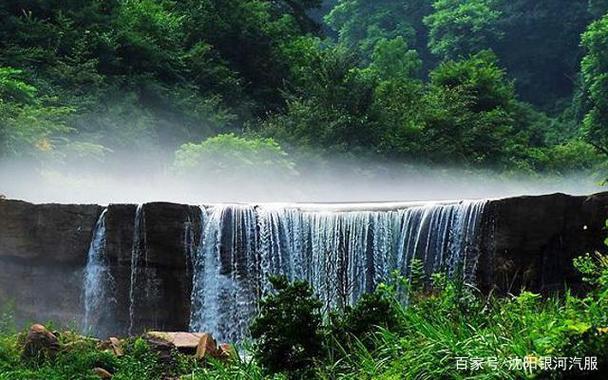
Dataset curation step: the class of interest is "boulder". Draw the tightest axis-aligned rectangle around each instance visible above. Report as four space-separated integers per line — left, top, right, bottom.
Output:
195 333 224 361
109 337 123 356
146 331 207 355
144 331 229 362
92 367 113 379
99 337 124 357
21 324 60 362
218 343 237 361
143 333 176 368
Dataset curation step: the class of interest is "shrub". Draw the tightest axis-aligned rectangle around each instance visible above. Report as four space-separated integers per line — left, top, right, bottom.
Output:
329 283 400 350
250 276 324 379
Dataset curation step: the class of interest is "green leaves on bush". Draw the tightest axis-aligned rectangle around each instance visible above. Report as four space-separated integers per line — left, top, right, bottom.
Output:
250 276 324 379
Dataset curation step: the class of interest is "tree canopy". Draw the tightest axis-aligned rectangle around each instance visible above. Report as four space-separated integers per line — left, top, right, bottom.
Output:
0 0 605 179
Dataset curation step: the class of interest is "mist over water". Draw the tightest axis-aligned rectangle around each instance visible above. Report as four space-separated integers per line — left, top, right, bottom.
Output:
0 156 602 205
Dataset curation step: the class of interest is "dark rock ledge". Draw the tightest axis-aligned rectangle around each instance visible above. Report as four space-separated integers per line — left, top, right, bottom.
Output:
0 192 606 336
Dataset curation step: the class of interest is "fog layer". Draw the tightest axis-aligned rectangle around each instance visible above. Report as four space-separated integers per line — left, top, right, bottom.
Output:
0 157 601 205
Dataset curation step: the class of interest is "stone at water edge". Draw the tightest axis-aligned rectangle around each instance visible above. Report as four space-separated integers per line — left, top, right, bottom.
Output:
21 324 60 363
218 343 237 361
93 367 113 379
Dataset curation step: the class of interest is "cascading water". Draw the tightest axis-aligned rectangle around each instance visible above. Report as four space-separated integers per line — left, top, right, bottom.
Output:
128 204 146 336
189 206 258 342
83 208 113 334
189 199 488 342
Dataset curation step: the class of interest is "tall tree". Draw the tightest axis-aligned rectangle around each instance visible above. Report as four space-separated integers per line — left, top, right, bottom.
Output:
494 0 592 111
424 0 502 61
0 67 73 158
326 0 433 64
420 51 521 167
581 13 608 154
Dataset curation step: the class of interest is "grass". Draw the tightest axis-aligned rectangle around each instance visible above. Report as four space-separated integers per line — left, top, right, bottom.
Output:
1 254 607 379
315 261 608 380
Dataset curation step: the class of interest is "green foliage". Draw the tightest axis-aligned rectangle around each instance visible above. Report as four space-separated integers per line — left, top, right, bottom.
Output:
366 36 422 80
2 242 608 379
0 329 275 380
0 0 325 170
428 50 514 111
326 0 418 58
0 67 36 103
419 51 520 167
114 0 185 78
581 13 608 154
172 133 297 182
424 0 502 60
0 67 73 158
574 249 608 290
328 283 400 350
527 139 603 174
0 332 119 380
111 338 164 380
0 303 15 335
494 0 593 109
326 0 437 74
250 276 325 379
261 43 381 153
319 253 608 379
0 0 603 177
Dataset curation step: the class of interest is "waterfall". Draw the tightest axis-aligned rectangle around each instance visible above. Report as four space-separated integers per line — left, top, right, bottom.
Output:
189 206 258 342
189 199 488 342
128 204 146 336
83 208 112 334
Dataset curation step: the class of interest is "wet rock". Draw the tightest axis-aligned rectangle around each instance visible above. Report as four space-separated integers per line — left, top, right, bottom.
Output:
93 367 113 379
21 324 60 362
127 204 201 335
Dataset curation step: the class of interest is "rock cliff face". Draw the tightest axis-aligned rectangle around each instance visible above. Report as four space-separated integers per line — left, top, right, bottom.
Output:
0 193 606 337
80 203 202 337
477 192 608 294
0 201 101 327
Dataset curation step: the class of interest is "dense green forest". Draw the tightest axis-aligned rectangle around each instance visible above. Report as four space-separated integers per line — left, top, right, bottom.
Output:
1 0 608 178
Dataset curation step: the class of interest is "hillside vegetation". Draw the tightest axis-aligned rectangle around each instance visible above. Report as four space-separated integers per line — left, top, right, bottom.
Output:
1 0 607 179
